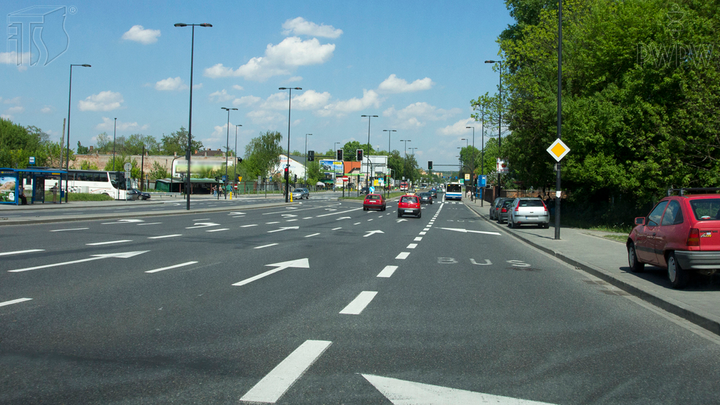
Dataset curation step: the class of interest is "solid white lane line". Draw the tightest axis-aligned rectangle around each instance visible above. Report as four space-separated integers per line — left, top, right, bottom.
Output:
305 233 320 238
0 249 44 257
332 227 342 230
396 252 410 260
340 291 378 315
377 266 398 278
148 234 182 239
241 224 258 228
50 228 88 232
240 340 332 403
86 240 132 246
207 228 229 232
255 243 278 249
145 261 198 274
137 222 162 226
0 298 32 307
407 243 418 249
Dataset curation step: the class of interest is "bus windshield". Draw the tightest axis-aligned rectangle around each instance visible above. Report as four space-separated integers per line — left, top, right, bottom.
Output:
446 184 462 193
109 172 127 190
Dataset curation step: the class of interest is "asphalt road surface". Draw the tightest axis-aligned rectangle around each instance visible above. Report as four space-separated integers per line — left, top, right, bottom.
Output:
2 198 720 404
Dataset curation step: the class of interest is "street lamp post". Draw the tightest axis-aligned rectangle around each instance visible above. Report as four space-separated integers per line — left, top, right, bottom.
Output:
485 59 503 200
175 22 212 210
400 139 410 158
65 63 91 203
279 87 302 202
361 114 378 190
383 129 396 197
235 124 242 192
305 133 312 185
466 126 476 202
221 106 237 199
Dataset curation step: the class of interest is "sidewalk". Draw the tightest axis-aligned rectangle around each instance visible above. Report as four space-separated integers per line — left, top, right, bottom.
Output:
463 197 720 336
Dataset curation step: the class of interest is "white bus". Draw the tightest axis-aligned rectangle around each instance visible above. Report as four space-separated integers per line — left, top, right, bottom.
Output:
46 170 130 200
445 182 463 201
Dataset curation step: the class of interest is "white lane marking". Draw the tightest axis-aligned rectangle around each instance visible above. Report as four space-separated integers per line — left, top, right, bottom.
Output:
193 218 210 221
332 227 342 230
305 233 320 238
377 265 398 278
396 252 410 260
148 234 182 239
240 340 332 403
364 230 384 238
286 219 298 222
50 228 88 232
354 222 361 225
316 207 362 217
303 217 313 220
8 251 148 273
186 222 220 229
266 221 280 225
207 228 229 233
471 258 493 266
232 259 309 287
414 237 422 241
423 228 430 231
440 227 501 236
137 222 162 226
340 291 378 315
229 212 246 215
268 226 299 233
367 218 373 221
254 243 278 249
241 224 258 228
362 374 556 405
86 240 132 246
145 261 198 274
0 249 44 257
336 216 351 220
419 232 427 235
407 243 418 249
0 298 32 308
101 219 144 225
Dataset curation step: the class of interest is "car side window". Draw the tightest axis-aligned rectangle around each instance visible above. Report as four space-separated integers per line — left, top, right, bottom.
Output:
661 200 683 226
647 201 668 226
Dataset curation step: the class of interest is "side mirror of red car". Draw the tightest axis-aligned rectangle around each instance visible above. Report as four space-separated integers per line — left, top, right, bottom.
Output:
635 217 645 226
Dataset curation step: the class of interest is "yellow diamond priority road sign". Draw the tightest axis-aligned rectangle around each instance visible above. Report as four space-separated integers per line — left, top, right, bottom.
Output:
547 139 570 162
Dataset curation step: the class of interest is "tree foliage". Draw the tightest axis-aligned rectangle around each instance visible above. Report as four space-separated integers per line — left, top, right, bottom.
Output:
243 131 284 179
0 119 64 168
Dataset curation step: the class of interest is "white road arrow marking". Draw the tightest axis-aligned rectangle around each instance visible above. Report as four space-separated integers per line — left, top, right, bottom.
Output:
8 251 149 273
396 219 408 223
185 222 220 229
267 226 299 233
101 218 145 225
364 230 385 238
470 258 493 266
336 216 351 220
228 212 246 215
362 374 556 405
232 258 309 287
439 227 501 236
0 249 44 257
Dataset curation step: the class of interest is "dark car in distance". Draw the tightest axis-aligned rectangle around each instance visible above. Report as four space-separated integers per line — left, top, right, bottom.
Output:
418 192 433 204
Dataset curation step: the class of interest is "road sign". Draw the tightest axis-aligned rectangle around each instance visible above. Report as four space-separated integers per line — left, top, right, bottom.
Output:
464 173 470 181
479 175 487 187
547 138 570 162
124 163 132 171
342 176 349 182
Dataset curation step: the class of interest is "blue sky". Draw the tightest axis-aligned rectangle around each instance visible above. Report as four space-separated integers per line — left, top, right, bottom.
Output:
2 0 514 167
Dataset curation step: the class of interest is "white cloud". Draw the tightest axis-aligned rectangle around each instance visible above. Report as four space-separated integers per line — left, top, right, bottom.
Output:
78 91 124 111
3 97 21 104
155 77 187 91
122 25 161 44
6 106 24 114
378 74 434 93
1 114 14 120
438 118 477 136
282 17 343 39
209 89 234 102
288 76 303 82
385 102 461 124
260 90 331 111
318 89 382 117
0 51 30 66
232 84 244 91
233 95 261 107
247 110 284 125
204 37 335 81
95 117 148 131
41 106 53 114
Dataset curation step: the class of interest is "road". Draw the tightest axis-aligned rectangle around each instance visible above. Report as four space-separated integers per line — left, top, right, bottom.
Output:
1 198 720 404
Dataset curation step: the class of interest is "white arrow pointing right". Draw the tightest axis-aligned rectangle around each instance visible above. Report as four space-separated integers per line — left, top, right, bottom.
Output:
232 258 309 287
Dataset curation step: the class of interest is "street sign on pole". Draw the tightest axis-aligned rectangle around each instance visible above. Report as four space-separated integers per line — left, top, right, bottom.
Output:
547 139 570 162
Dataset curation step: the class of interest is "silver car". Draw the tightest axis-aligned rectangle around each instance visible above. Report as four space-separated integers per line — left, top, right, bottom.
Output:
291 187 309 199
508 197 550 228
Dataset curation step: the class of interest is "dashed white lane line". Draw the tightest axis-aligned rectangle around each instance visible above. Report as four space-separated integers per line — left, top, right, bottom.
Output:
0 298 32 307
86 240 132 246
305 233 320 238
240 340 332 403
332 227 342 230
407 243 418 249
340 291 378 315
145 261 198 274
0 249 44 257
414 237 422 241
241 224 258 228
303 217 313 220
396 252 410 260
354 222 361 225
148 234 182 239
50 228 88 232
207 228 229 232
137 222 162 226
286 219 298 222
419 232 427 235
255 243 278 249
377 265 398 278
266 221 280 225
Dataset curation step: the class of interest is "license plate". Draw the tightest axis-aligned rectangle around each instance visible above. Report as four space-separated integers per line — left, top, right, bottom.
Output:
405 210 413 213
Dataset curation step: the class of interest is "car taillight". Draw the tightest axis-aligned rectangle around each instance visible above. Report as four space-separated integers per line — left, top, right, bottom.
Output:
514 204 519 212
687 228 700 246
501 207 507 213
541 200 548 212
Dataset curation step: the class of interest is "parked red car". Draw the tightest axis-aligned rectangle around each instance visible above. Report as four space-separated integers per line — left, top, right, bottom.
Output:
397 194 421 218
363 193 386 211
627 189 720 289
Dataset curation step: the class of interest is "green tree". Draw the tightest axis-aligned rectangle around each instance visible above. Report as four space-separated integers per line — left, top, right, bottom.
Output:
77 141 90 154
160 126 203 156
149 161 168 180
243 131 284 179
0 119 52 168
305 161 323 187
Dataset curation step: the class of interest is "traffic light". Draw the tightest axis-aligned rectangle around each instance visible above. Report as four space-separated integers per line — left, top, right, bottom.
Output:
308 150 315 161
356 149 363 162
294 174 297 183
336 149 343 161
237 157 243 163
284 166 289 180
428 161 433 170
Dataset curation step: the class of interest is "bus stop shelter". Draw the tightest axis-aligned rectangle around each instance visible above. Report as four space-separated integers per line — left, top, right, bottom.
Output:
0 168 66 205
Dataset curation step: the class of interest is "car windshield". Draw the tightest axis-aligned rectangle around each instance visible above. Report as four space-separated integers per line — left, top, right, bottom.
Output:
401 196 417 203
366 195 380 200
518 199 544 207
690 198 720 220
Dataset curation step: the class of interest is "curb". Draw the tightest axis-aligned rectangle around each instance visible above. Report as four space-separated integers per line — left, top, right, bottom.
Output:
463 201 720 337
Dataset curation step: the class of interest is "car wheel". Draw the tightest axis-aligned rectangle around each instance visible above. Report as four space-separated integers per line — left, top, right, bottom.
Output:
417 211 422 218
667 252 689 289
508 220 514 228
627 243 645 273
398 212 402 218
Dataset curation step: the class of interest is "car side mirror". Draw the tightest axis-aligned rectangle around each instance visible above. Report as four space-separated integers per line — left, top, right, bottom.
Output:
635 217 645 226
